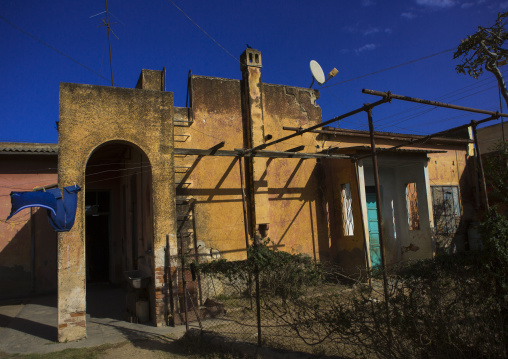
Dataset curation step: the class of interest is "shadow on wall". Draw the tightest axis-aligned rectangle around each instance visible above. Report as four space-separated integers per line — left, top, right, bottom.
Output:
433 155 477 254
0 209 57 300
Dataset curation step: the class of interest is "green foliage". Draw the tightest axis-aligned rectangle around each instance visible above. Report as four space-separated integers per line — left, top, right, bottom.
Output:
484 141 508 206
454 12 508 79
454 12 508 108
480 209 508 296
196 237 322 301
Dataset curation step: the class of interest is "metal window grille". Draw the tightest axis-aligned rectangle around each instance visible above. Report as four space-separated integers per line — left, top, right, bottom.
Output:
341 183 354 236
406 183 420 230
431 186 460 234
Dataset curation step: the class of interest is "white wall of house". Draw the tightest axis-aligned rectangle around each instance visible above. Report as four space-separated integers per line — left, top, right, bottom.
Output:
360 154 433 267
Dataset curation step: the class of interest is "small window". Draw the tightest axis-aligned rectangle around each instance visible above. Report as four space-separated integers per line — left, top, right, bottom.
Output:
341 183 354 236
406 183 420 230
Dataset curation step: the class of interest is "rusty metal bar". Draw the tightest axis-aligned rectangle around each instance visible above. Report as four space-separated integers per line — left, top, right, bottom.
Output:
180 235 189 331
30 207 35 292
255 256 262 346
165 234 176 326
238 157 251 249
362 89 508 118
367 107 392 342
175 147 351 159
238 157 254 310
283 126 473 145
240 98 389 155
471 121 490 211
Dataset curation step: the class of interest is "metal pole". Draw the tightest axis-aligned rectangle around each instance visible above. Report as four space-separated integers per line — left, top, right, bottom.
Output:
362 89 508 118
238 156 253 310
105 0 114 87
367 107 392 342
180 235 189 331
242 98 388 155
239 157 251 249
471 121 490 211
255 257 262 346
30 208 35 292
166 235 176 326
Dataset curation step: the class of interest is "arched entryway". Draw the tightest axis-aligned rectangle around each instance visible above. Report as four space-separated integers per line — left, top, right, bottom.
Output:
57 81 176 342
85 141 153 284
84 141 154 321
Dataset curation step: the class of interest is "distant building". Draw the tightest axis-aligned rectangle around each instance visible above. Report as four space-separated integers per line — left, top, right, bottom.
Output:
0 143 58 298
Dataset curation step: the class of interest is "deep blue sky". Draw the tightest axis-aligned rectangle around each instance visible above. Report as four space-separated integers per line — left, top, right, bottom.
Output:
1 0 507 143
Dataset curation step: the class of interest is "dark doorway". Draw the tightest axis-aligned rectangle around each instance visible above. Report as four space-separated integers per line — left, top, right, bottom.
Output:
86 191 110 283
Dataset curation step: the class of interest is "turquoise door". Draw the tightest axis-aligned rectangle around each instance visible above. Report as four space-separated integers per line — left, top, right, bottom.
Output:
366 193 382 268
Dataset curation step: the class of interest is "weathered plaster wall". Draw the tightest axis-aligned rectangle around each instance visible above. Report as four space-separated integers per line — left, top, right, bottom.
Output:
58 83 175 341
322 132 474 264
176 76 246 259
177 75 323 261
476 122 508 154
262 84 322 257
0 155 58 298
322 158 366 272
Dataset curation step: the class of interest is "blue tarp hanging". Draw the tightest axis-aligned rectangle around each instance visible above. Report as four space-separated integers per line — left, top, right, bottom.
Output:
7 191 58 220
46 185 81 232
7 185 81 232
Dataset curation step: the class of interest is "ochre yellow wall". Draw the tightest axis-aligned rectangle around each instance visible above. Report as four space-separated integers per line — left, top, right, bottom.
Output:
174 76 324 262
322 158 367 272
58 83 175 341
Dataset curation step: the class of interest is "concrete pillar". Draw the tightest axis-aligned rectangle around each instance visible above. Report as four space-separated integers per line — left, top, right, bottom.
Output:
241 48 270 240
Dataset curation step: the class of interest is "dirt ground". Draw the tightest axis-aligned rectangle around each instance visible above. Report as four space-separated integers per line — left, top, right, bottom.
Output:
0 334 239 359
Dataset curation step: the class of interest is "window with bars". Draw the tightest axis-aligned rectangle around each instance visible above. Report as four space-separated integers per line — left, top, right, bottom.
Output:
341 183 354 236
431 186 460 234
406 182 420 230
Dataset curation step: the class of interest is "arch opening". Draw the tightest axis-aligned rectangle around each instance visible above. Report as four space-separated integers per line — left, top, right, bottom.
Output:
85 141 154 321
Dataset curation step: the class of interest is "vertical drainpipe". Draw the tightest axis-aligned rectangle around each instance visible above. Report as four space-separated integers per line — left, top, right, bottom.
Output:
240 48 270 241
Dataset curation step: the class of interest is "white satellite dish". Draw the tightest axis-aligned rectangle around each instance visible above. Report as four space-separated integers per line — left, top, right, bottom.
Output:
310 60 326 86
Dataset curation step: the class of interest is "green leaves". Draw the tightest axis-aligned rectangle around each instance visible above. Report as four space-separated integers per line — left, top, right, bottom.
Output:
195 236 322 301
454 12 508 83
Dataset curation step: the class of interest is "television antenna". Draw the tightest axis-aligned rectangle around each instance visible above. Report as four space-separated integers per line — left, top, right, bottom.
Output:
309 60 338 88
91 0 119 86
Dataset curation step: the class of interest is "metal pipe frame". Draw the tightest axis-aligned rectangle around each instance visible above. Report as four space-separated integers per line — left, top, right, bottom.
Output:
238 98 389 155
355 114 499 161
366 107 393 343
362 89 508 118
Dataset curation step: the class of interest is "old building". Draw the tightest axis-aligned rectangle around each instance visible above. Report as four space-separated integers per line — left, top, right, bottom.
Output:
0 143 58 299
0 48 480 342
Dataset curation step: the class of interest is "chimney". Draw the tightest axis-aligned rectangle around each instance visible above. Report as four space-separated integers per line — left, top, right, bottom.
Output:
240 48 270 241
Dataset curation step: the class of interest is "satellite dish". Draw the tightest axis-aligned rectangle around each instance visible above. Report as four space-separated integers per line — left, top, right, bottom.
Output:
310 60 326 86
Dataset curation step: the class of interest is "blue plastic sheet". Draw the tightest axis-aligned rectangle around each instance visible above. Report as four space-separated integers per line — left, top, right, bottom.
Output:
46 185 81 232
7 191 57 220
7 185 81 232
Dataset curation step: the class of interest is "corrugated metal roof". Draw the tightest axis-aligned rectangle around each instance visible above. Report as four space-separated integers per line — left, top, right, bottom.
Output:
0 142 59 154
